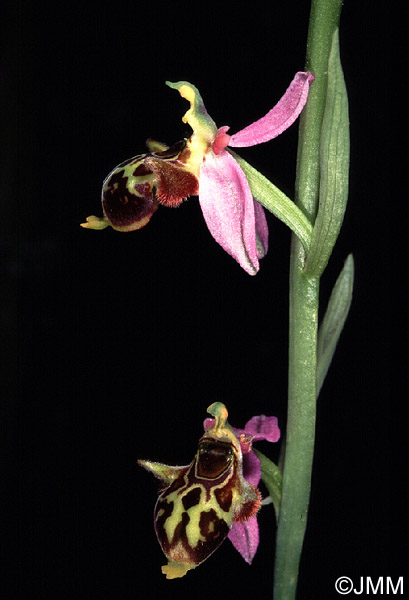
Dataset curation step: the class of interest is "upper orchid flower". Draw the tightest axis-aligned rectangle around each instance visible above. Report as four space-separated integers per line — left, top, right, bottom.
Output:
139 402 280 578
82 73 314 274
203 412 280 564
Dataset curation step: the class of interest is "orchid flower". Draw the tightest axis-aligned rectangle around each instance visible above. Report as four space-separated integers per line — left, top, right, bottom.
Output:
138 403 280 578
82 73 314 274
203 412 280 564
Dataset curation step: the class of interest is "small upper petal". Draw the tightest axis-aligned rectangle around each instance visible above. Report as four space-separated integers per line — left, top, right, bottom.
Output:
203 417 215 431
199 150 260 275
229 71 315 147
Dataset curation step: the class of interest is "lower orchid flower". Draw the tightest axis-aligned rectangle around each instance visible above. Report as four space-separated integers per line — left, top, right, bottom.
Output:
138 402 280 579
82 73 314 274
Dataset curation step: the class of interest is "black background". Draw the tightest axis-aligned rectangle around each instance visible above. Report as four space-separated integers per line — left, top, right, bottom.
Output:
3 1 404 598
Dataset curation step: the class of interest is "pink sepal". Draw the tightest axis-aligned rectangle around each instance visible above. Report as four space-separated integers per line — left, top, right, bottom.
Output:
229 72 315 147
228 517 259 564
244 414 281 442
241 447 261 487
199 150 260 275
254 200 269 258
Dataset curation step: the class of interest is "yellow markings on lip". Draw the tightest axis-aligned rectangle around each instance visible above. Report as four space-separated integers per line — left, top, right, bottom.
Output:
162 487 206 550
161 474 232 552
185 509 208 548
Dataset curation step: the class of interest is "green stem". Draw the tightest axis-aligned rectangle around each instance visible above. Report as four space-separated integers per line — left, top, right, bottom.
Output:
273 1 343 599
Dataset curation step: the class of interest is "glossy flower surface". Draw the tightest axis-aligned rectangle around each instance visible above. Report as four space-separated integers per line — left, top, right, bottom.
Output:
82 74 314 274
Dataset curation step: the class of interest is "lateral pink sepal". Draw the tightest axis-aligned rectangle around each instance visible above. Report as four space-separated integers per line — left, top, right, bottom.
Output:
228 517 259 564
199 151 260 275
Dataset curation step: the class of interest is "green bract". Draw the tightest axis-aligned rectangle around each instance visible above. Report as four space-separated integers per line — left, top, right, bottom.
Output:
304 29 350 277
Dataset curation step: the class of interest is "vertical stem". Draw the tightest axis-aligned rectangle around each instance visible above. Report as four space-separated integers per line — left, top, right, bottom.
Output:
273 1 343 599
